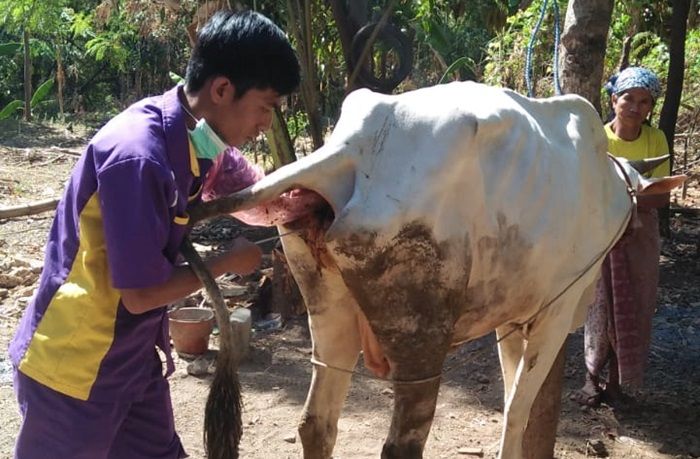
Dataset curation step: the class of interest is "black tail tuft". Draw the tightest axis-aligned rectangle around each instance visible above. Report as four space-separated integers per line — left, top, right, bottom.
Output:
204 353 243 459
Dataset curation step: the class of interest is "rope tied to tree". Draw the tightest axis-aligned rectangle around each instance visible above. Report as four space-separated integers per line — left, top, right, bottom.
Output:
525 0 562 97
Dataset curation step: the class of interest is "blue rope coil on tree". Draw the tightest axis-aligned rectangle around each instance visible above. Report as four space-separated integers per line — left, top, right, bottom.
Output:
525 0 562 97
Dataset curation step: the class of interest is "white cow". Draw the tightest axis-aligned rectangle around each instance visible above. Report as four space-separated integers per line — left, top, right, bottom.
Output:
197 81 684 459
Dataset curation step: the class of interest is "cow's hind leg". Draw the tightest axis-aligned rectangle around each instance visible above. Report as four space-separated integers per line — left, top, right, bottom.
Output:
281 232 362 459
496 325 525 404
298 299 361 459
381 375 443 459
497 288 587 459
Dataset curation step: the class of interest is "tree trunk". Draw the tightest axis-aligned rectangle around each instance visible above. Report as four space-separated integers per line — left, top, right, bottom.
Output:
328 0 368 92
659 0 690 179
658 0 691 236
286 0 324 149
23 28 32 122
519 0 535 10
688 0 698 28
266 107 296 168
520 2 616 457
263 111 300 325
558 0 615 113
617 35 633 72
328 0 356 71
523 345 566 459
56 45 65 119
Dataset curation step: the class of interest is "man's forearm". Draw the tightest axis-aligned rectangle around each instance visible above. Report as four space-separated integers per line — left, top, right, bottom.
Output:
119 240 260 314
119 255 232 314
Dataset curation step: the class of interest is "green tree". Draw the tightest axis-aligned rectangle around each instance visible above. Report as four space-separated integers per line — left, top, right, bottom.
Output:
0 0 68 120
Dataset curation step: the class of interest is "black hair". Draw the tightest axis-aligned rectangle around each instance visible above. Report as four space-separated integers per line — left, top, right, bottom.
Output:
185 10 300 98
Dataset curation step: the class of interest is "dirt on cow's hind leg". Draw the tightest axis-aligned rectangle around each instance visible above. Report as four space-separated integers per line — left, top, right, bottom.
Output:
381 442 423 459
381 378 441 459
298 413 336 459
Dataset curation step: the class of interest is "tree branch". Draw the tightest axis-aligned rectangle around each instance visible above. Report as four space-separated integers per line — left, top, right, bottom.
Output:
0 198 59 219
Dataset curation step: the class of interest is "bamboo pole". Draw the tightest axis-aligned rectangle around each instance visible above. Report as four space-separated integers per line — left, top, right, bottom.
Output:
0 198 59 220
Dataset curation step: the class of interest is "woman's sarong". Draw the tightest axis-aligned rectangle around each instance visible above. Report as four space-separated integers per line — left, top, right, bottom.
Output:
584 209 660 386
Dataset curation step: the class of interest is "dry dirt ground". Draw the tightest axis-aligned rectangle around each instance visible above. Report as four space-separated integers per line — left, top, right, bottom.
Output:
0 119 699 459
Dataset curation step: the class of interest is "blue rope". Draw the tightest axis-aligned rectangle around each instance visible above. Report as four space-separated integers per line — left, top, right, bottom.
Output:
525 0 548 97
552 0 562 95
524 0 562 97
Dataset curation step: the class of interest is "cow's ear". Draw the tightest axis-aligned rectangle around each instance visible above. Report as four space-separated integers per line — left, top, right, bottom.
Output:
638 175 687 195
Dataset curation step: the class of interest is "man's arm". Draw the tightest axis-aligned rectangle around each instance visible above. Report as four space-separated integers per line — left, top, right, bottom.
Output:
120 237 261 314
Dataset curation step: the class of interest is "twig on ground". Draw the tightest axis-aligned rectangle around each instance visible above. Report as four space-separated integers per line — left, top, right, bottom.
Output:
30 154 66 168
48 146 82 157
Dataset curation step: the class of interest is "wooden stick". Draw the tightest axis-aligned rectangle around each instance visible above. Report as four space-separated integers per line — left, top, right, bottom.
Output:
0 198 60 219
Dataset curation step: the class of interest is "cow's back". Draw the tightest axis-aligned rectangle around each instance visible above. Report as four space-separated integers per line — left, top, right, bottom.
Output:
318 82 630 343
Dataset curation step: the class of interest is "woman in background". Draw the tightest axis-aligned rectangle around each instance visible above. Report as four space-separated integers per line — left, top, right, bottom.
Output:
574 67 671 407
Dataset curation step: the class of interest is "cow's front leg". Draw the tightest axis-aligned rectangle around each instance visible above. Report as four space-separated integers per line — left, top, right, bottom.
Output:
381 376 442 459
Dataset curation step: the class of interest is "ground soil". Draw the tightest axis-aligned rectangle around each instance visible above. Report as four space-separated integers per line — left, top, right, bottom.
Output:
0 119 698 459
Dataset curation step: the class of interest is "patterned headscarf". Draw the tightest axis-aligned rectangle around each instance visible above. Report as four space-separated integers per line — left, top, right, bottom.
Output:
604 67 662 101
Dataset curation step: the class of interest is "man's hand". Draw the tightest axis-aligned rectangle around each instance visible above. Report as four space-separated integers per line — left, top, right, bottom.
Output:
220 236 262 275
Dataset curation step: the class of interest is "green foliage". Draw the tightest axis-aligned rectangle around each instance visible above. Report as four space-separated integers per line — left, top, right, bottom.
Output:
0 0 193 115
0 0 694 139
169 72 185 85
285 110 309 141
70 11 94 39
0 42 21 56
410 0 501 83
483 0 566 95
30 78 54 107
438 56 477 84
86 32 130 70
482 0 697 133
685 29 700 91
0 77 54 120
0 100 22 119
677 28 700 127
0 0 68 38
604 0 675 77
272 1 346 121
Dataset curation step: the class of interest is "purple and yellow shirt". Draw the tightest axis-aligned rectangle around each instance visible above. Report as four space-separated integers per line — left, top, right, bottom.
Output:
9 86 212 402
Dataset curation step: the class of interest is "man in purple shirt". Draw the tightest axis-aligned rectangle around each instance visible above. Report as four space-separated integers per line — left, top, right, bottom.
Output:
9 10 300 459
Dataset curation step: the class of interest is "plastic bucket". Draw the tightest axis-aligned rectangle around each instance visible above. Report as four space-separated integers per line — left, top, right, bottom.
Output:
168 307 215 356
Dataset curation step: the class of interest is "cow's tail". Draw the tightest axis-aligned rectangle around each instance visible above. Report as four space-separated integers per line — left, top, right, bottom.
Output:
181 237 244 459
190 143 354 224
204 351 242 459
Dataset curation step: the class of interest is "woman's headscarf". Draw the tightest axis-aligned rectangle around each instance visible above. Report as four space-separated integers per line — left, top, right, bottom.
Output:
604 67 662 101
